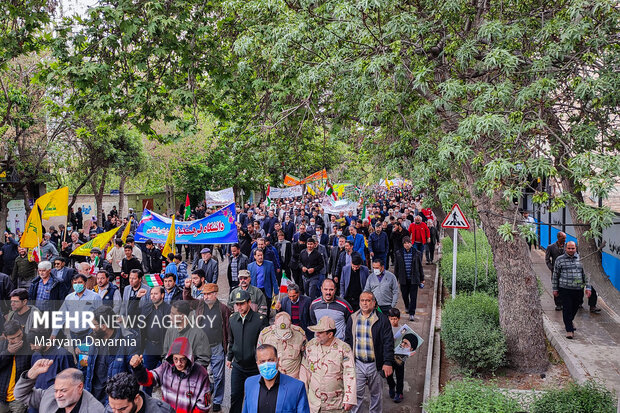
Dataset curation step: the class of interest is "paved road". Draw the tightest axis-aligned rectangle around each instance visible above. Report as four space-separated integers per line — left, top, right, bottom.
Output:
532 249 620 394
207 250 436 412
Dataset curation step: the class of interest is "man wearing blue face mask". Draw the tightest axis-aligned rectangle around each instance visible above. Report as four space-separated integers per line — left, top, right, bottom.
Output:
50 274 103 354
242 344 309 413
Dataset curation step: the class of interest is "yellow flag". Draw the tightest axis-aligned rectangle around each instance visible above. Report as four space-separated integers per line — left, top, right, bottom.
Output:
162 215 176 258
36 187 69 220
121 217 133 243
20 206 43 248
71 226 121 256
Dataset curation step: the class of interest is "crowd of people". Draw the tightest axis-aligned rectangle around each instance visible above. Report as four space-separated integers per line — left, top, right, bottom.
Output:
0 187 440 413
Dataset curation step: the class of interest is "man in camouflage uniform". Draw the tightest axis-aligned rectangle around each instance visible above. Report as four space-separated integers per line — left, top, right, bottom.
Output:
257 312 307 379
300 316 356 412
227 269 268 315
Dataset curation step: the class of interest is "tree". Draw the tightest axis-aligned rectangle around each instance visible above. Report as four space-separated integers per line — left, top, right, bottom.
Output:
220 0 619 371
0 0 59 231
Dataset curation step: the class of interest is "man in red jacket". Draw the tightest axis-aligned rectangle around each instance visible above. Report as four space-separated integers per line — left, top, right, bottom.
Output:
408 216 430 257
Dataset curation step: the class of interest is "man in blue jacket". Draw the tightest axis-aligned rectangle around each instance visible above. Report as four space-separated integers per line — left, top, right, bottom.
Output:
242 344 309 413
249 249 278 314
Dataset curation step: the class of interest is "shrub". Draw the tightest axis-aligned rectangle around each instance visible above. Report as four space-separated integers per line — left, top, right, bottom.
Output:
424 379 520 413
440 231 498 296
531 381 616 413
442 293 507 373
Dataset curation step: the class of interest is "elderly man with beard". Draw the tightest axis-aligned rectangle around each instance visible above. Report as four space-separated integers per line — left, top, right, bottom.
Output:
184 283 231 412
257 312 307 379
14 362 103 413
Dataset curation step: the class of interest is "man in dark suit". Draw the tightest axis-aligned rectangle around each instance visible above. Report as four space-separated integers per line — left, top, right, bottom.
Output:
274 283 312 340
276 231 292 281
51 257 75 289
340 254 369 313
282 214 296 242
248 249 278 310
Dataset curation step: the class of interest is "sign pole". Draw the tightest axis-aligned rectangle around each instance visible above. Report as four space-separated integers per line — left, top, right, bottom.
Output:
441 203 470 299
452 227 458 299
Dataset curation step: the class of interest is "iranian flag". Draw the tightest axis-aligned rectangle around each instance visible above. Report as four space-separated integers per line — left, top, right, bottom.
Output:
184 194 191 220
279 272 292 294
145 273 163 287
325 179 338 201
361 201 371 225
89 256 100 275
266 185 272 208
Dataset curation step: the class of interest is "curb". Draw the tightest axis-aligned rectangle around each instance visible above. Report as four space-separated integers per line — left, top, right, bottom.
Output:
542 313 589 384
422 254 441 411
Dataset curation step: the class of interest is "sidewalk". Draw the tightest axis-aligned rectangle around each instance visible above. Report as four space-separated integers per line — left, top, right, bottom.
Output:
532 249 620 394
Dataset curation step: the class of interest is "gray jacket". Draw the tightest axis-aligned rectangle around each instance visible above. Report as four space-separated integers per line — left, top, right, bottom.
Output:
364 270 399 308
14 371 105 413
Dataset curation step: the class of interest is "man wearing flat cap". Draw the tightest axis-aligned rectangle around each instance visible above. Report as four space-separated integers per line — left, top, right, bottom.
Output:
257 312 307 379
192 247 219 284
300 316 356 413
226 289 268 413
184 283 231 412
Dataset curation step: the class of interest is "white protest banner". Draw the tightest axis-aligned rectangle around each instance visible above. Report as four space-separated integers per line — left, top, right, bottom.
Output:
321 198 359 214
205 187 234 206
268 185 304 199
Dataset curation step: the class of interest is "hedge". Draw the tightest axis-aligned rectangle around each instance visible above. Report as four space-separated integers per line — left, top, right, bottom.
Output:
442 293 507 373
424 379 520 413
531 381 617 413
440 230 498 296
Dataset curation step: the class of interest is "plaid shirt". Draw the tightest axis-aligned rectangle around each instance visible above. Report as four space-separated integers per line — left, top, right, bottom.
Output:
35 278 53 311
552 253 590 291
354 311 378 362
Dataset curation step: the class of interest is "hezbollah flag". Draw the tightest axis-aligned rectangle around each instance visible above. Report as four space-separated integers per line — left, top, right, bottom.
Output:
162 215 176 257
36 187 69 220
121 217 133 243
20 206 43 248
71 226 121 256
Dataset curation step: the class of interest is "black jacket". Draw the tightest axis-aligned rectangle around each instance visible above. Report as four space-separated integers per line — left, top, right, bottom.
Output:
329 246 346 277
227 253 249 287
227 309 268 371
282 221 295 241
394 248 425 285
299 249 324 276
0 341 31 401
345 310 394 371
144 247 163 274
545 241 565 273
28 276 70 310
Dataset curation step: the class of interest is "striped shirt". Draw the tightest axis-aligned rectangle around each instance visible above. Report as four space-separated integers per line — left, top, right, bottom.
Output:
552 253 590 291
403 249 413 279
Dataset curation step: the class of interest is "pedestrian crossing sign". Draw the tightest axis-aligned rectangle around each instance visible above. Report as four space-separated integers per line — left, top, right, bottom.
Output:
442 204 470 229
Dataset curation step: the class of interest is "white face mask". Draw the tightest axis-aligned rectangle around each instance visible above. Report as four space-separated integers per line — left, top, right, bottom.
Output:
337 231 343 236
316 231 322 236
373 269 381 276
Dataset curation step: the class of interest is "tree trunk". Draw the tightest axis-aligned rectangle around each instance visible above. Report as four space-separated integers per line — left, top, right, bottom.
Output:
91 170 107 225
0 194 9 234
118 175 127 219
562 177 620 314
165 184 175 215
464 166 549 372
